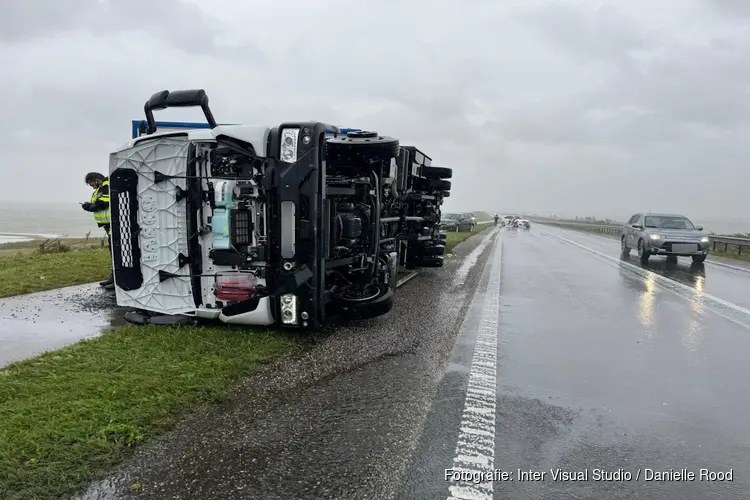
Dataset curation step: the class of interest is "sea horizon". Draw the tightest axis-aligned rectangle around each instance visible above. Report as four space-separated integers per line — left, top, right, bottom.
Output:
1 201 748 244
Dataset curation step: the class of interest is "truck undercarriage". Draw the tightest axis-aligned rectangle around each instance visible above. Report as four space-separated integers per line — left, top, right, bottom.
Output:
109 89 452 330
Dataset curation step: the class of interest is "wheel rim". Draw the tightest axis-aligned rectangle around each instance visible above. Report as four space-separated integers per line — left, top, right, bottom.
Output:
340 283 381 302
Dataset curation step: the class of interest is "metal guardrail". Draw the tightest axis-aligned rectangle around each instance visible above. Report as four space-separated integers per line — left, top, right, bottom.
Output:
526 218 750 256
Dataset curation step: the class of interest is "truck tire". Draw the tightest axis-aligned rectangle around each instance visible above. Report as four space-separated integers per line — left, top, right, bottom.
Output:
438 231 447 241
422 166 453 180
414 178 452 192
441 191 450 198
417 256 444 268
420 244 445 256
327 131 400 164
432 179 451 191
334 282 394 319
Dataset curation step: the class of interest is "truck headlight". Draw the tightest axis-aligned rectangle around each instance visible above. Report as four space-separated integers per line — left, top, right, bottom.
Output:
280 128 300 163
281 293 298 325
649 234 661 240
700 236 709 243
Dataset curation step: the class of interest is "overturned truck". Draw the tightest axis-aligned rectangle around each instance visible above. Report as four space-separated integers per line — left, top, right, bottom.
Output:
109 89 453 330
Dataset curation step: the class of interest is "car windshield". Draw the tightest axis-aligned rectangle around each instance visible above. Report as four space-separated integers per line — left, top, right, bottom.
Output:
644 216 695 230
443 214 459 220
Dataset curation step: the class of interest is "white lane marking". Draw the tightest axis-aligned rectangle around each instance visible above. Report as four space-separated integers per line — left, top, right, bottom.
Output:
452 229 499 287
706 259 750 274
538 228 750 330
447 237 502 500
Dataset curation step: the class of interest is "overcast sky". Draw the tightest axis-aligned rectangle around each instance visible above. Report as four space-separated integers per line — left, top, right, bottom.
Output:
1 0 749 219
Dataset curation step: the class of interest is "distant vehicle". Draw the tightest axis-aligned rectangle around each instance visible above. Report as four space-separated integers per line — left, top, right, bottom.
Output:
501 215 517 227
440 213 476 232
515 219 531 229
620 213 710 264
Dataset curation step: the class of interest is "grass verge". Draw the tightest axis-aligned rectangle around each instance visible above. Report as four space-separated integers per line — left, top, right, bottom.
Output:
0 325 295 500
0 246 111 298
445 223 492 252
708 244 750 262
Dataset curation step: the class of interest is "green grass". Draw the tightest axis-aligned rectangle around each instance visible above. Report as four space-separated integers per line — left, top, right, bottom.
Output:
445 224 492 252
0 246 111 298
708 244 750 262
472 211 494 222
0 325 295 500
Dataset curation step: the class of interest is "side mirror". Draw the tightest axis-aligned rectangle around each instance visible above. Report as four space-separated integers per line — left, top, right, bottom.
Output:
696 226 703 231
632 224 643 230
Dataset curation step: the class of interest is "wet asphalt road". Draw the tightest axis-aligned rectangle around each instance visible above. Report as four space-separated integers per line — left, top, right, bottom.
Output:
403 226 750 499
21 223 750 499
0 284 128 368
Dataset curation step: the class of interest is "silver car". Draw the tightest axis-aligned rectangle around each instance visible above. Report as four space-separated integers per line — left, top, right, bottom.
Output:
620 212 710 264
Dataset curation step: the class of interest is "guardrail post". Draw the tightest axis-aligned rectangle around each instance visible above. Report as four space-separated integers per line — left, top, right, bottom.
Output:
725 242 729 252
739 245 743 256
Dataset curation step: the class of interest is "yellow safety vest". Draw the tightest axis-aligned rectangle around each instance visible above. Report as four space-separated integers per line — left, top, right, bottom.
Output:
90 179 111 226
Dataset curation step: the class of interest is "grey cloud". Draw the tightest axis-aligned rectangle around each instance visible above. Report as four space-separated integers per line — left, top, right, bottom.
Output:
0 0 266 61
2 0 750 221
705 0 750 17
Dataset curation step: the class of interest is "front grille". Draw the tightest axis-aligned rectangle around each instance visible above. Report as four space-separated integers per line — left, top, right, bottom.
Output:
117 191 134 267
110 168 143 291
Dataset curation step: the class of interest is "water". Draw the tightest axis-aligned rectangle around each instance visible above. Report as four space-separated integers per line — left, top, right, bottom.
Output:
0 202 100 244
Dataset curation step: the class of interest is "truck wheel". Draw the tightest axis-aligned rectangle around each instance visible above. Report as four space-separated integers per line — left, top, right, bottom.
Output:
334 282 394 320
422 166 453 180
431 179 451 191
421 244 445 256
327 131 400 164
438 231 447 241
441 191 450 198
418 256 444 268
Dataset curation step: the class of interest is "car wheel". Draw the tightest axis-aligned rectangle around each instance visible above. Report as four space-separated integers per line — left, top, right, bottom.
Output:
692 254 707 264
637 239 650 263
327 131 400 165
620 235 630 256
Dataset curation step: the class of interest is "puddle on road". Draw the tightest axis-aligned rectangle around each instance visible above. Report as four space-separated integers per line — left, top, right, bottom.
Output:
0 284 130 368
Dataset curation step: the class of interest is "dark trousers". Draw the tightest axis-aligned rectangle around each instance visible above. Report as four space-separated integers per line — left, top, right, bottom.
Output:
102 224 113 276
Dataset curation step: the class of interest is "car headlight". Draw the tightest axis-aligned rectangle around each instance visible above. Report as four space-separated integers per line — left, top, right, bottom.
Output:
649 234 661 240
280 128 300 163
700 236 710 243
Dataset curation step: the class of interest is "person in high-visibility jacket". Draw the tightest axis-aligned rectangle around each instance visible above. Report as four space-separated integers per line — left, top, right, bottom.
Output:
81 172 115 289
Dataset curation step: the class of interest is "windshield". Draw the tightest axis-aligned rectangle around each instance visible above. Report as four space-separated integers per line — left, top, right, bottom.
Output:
644 216 695 229
443 214 459 220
